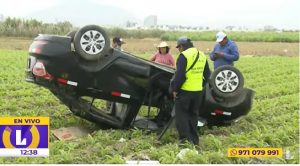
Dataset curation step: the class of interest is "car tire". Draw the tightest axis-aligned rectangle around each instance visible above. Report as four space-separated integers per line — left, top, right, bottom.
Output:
74 25 110 61
66 30 77 42
210 65 244 98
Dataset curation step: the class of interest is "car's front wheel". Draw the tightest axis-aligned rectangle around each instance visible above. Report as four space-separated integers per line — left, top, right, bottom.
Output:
210 65 244 98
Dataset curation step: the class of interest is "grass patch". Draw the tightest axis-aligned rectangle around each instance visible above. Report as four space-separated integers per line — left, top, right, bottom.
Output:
0 49 298 164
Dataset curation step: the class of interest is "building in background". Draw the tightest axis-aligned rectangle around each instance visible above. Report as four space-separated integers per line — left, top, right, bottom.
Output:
0 14 4 22
125 20 138 28
144 15 157 27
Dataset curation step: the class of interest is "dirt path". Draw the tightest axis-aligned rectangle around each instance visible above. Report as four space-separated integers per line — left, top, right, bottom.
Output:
0 37 298 56
123 39 299 56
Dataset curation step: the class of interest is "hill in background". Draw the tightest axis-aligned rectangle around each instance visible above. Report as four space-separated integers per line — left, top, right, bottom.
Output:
26 1 138 27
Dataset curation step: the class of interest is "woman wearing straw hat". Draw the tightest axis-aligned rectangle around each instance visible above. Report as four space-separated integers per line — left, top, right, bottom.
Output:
150 41 175 67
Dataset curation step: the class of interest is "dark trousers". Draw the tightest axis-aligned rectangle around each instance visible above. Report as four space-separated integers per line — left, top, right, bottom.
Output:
174 90 204 145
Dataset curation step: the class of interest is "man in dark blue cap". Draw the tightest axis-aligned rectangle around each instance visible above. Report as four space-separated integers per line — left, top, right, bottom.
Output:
112 37 125 51
107 37 126 116
169 36 210 145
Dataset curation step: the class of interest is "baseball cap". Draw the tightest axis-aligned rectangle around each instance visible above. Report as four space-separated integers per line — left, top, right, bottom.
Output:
176 36 190 48
216 31 227 42
113 37 125 44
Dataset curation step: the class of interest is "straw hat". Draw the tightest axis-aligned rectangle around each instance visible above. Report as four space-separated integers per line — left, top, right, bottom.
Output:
156 41 169 48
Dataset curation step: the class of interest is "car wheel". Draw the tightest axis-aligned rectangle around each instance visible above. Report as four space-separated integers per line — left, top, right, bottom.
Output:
74 25 110 61
210 65 244 98
66 30 77 42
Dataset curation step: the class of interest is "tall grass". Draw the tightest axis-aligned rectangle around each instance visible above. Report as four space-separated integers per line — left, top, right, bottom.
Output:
0 17 74 37
0 17 298 42
161 31 299 42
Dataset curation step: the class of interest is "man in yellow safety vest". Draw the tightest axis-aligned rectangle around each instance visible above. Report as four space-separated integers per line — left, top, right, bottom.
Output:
170 36 211 145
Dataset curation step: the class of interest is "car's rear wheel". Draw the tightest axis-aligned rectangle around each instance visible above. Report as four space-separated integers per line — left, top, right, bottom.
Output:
74 25 110 61
210 65 244 98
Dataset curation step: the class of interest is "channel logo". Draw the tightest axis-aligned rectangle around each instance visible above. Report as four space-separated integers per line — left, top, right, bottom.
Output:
0 117 49 157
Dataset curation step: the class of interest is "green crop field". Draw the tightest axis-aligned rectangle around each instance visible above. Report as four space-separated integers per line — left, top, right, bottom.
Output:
0 49 299 164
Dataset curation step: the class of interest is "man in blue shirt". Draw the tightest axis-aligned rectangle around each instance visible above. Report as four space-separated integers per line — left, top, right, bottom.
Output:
210 32 239 69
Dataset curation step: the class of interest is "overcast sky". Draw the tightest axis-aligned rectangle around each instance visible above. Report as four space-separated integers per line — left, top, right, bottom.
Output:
0 0 299 29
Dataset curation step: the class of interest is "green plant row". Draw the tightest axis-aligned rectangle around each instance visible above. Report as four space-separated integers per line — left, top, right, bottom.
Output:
0 48 299 163
0 17 298 42
160 31 299 42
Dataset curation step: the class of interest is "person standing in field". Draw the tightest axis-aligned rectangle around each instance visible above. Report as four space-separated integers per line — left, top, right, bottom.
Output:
107 37 126 115
210 32 239 69
112 37 125 51
150 41 175 67
170 37 210 145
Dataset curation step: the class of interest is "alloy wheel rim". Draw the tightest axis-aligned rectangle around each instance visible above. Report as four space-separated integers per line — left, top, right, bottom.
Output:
80 30 105 55
215 70 239 93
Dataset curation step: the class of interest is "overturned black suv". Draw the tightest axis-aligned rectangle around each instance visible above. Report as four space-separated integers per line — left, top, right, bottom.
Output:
25 25 254 132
